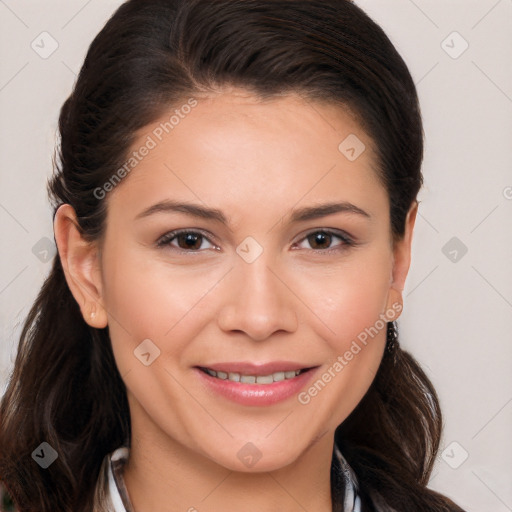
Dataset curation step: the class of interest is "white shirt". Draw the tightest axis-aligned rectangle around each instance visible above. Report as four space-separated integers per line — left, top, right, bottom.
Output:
107 446 131 512
103 444 361 511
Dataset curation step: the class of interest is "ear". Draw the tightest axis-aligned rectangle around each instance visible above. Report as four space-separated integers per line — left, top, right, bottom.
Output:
385 201 418 319
53 204 108 328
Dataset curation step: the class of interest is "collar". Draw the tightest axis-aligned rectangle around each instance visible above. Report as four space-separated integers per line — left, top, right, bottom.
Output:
107 444 361 512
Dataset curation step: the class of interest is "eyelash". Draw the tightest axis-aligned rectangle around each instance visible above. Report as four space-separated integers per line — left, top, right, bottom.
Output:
156 229 356 254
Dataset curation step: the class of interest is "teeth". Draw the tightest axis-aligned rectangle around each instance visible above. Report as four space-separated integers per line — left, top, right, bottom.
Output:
273 371 285 381
203 368 303 384
256 375 274 384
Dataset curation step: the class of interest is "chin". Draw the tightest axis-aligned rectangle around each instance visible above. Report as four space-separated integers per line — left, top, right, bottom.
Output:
203 440 303 473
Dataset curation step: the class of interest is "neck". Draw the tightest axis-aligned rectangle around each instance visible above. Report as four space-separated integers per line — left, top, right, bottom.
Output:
122 402 335 512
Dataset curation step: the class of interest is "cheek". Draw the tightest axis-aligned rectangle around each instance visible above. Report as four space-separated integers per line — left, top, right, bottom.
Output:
294 249 393 347
100 243 224 369
292 250 392 421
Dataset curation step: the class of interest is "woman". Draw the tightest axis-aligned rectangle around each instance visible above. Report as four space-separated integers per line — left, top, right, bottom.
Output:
0 1 466 511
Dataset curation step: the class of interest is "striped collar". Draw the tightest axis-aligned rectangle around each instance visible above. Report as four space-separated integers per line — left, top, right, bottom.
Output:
106 444 361 511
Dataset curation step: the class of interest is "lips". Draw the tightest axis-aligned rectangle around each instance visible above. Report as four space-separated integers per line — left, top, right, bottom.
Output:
194 362 319 406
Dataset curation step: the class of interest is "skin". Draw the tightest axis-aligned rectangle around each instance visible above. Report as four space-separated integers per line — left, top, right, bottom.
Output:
54 88 417 512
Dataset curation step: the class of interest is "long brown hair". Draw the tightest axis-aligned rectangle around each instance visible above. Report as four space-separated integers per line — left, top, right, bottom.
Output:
0 1 465 510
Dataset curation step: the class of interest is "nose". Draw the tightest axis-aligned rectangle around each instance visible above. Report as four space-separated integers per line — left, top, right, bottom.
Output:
216 256 298 341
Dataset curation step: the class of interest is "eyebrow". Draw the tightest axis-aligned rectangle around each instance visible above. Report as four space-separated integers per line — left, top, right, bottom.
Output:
135 199 371 225
135 200 228 223
289 202 370 222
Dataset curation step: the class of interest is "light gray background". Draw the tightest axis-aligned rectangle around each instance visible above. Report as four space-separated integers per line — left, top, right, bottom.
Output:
1 1 511 510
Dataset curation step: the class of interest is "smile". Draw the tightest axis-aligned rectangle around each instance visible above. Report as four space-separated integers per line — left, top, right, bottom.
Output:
199 367 307 384
194 364 318 406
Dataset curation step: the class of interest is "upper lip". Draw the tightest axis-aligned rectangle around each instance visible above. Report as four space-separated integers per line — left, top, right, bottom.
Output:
196 361 316 376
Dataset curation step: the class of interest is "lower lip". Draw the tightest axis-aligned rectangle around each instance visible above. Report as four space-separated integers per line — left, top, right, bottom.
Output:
194 367 318 406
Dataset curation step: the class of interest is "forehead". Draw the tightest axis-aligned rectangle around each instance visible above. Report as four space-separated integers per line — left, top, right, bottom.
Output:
106 90 388 227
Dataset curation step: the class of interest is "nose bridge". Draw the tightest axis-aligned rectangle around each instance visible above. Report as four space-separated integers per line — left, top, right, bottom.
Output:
217 249 298 340
241 256 280 307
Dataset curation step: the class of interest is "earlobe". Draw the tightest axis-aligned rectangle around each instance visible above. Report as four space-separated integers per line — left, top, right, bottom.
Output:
53 204 108 328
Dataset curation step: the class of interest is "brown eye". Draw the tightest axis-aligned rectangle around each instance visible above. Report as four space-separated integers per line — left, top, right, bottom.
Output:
176 232 203 250
307 231 333 250
294 229 355 252
157 230 217 252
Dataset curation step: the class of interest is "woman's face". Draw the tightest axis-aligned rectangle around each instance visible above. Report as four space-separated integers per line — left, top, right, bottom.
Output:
83 89 413 471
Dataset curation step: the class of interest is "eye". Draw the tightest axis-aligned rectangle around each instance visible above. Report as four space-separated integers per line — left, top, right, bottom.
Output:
157 230 219 252
293 229 355 252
